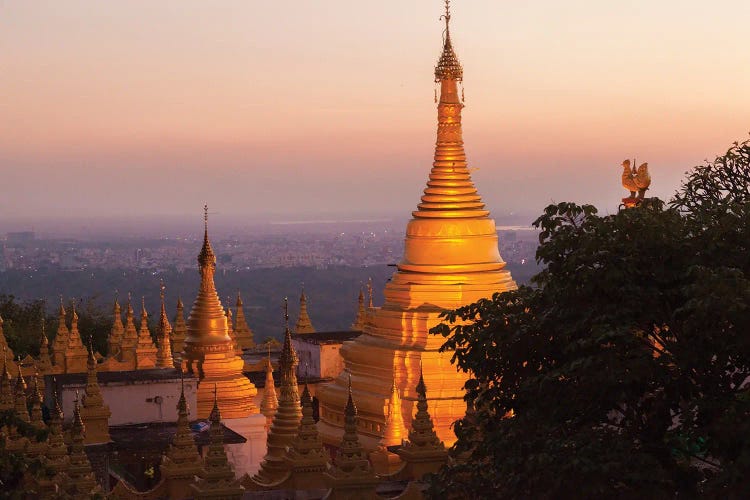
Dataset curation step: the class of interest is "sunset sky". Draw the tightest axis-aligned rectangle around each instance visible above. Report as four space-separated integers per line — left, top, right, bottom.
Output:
2 0 749 222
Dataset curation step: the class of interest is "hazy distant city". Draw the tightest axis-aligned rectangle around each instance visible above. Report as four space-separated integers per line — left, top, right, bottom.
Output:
0 215 540 341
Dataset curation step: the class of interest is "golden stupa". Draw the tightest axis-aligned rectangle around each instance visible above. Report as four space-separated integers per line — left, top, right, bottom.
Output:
182 206 258 419
318 2 516 449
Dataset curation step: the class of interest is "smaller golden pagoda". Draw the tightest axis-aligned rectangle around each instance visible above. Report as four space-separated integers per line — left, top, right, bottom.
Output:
350 288 366 331
0 348 14 411
233 292 255 349
64 304 88 373
191 388 245 500
156 283 175 369
226 307 242 356
161 373 204 499
182 206 257 419
294 287 316 334
369 380 407 474
135 297 158 369
80 341 112 445
28 372 46 429
172 297 188 356
324 377 380 500
396 367 448 478
39 386 70 495
66 394 102 497
51 300 68 368
13 365 30 423
119 295 138 364
283 381 330 490
107 295 124 358
253 299 303 485
259 347 279 430
37 324 53 374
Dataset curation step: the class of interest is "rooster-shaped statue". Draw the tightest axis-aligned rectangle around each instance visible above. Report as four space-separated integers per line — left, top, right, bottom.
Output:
621 159 651 205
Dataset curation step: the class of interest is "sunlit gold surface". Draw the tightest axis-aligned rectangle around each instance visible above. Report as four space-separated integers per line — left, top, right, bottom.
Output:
294 288 316 334
253 308 302 485
182 208 257 419
318 6 516 450
80 344 112 444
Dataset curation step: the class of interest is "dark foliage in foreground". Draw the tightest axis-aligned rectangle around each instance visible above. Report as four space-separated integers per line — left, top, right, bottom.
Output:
428 139 750 499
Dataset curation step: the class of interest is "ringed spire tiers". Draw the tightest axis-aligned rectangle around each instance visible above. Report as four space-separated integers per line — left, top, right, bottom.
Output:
182 206 257 419
318 2 516 450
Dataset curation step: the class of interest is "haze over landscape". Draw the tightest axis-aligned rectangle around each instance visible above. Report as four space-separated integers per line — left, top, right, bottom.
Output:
3 0 750 225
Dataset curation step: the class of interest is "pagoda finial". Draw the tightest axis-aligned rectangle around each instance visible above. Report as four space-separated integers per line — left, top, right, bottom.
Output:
284 297 289 329
210 383 221 423
198 204 216 269
435 0 462 83
441 0 451 34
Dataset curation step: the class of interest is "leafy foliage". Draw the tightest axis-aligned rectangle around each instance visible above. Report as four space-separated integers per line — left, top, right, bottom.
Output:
428 139 750 499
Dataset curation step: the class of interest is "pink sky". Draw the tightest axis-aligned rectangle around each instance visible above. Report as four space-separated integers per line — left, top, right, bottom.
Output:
2 0 749 221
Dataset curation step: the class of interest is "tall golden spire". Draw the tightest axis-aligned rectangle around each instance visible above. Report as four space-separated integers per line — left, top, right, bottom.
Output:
120 293 138 363
37 321 53 374
233 291 255 349
396 365 448 477
293 285 316 334
13 364 30 423
226 306 242 356
80 338 111 444
37 383 70 497
44 383 70 477
191 387 244 500
67 392 102 496
156 282 175 369
51 297 68 367
283 380 330 489
325 376 380 499
380 379 407 447
183 206 257 419
254 298 302 484
415 0 485 219
259 344 278 429
185 205 233 345
26 372 49 462
28 372 45 429
318 2 516 450
162 370 204 499
107 293 124 358
64 300 89 373
350 287 366 331
135 296 157 369
172 296 187 356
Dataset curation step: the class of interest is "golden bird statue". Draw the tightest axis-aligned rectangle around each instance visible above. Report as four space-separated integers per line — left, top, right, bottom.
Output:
621 159 652 207
621 159 638 197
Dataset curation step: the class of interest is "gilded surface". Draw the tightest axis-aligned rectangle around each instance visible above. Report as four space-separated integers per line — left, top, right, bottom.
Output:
318 5 516 450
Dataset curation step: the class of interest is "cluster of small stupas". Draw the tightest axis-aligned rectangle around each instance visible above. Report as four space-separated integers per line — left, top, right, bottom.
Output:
0 349 104 497
241 303 450 497
1 2 519 498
